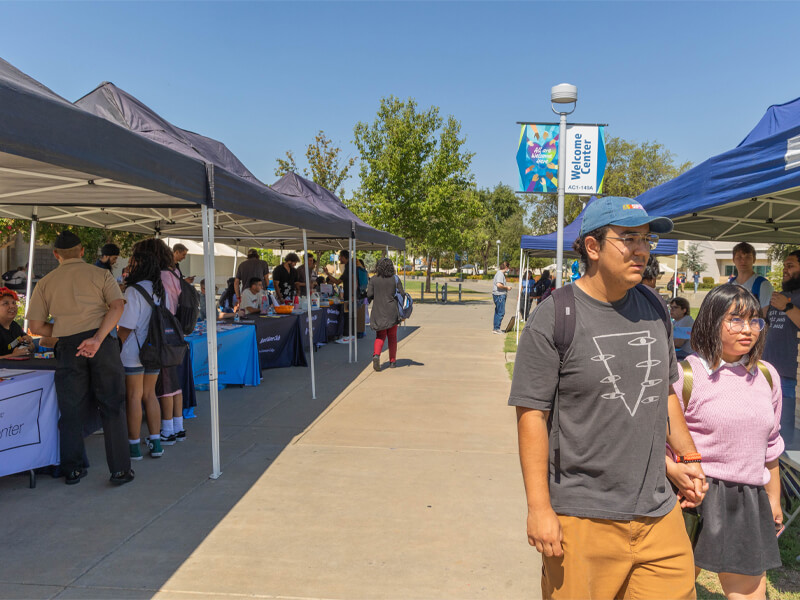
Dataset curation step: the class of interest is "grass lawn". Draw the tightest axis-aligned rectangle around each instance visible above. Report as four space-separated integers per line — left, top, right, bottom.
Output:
505 361 514 379
504 331 518 353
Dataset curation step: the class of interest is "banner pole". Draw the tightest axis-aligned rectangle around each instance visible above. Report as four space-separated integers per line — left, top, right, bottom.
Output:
303 230 316 400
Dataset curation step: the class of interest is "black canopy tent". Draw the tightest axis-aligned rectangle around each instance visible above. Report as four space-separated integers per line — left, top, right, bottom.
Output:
0 58 373 477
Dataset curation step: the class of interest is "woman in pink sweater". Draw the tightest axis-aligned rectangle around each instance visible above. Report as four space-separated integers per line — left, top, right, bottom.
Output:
668 284 783 598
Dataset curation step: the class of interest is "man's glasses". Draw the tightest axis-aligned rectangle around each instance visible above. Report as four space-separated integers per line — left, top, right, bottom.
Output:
605 233 660 251
725 317 766 333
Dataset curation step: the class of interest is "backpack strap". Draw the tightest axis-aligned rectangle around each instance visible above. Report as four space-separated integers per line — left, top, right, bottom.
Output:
129 283 157 309
752 276 766 300
552 285 576 364
680 360 693 411
757 360 773 391
634 283 672 337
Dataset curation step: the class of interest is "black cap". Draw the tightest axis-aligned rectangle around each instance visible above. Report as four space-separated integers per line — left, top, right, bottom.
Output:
100 243 120 257
53 230 82 249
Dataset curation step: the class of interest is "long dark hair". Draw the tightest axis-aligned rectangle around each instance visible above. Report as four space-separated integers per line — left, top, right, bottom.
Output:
690 283 766 371
219 277 236 307
376 258 395 278
126 250 165 299
133 238 174 270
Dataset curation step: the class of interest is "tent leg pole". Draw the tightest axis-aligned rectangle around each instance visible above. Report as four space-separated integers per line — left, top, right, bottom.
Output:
674 254 678 300
515 250 524 342
517 252 526 345
23 208 38 332
349 237 354 363
203 204 222 480
303 230 316 400
233 240 239 277
354 237 358 362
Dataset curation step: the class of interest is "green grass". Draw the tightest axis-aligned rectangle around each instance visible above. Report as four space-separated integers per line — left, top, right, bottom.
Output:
504 331 518 353
505 361 514 380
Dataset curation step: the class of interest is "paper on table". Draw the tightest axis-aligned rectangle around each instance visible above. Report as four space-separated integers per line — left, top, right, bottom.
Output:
0 369 34 378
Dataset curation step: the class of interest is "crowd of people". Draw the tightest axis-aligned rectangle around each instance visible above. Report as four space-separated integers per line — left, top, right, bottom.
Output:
4 236 409 487
510 196 796 600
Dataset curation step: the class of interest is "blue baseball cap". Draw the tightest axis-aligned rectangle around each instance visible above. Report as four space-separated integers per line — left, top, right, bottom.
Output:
579 196 673 236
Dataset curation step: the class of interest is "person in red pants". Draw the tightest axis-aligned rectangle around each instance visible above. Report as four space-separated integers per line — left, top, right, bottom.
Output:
367 258 404 371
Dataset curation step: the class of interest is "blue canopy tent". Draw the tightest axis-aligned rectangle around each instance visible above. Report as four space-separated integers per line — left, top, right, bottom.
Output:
636 97 800 243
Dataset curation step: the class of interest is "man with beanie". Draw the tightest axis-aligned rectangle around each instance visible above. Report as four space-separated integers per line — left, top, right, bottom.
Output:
27 231 134 486
94 243 120 273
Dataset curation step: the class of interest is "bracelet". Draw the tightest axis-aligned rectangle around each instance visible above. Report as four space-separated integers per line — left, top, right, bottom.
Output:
675 452 702 464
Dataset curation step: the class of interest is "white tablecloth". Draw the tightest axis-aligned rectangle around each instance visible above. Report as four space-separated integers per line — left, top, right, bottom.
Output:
0 370 59 477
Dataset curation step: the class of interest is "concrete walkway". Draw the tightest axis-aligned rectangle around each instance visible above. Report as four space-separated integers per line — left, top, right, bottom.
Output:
0 300 538 599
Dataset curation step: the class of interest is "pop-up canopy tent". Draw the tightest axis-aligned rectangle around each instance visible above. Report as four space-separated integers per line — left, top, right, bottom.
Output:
636 96 800 243
0 57 386 478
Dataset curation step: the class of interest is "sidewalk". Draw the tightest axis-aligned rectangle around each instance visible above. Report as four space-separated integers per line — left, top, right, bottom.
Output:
0 301 538 599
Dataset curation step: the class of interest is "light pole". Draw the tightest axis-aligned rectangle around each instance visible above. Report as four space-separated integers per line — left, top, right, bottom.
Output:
496 239 501 269
551 83 578 288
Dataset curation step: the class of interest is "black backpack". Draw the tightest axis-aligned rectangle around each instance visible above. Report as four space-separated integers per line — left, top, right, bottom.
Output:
129 283 188 370
170 270 200 335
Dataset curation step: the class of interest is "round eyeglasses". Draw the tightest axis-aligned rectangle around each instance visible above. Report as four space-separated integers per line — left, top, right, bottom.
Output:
724 317 765 333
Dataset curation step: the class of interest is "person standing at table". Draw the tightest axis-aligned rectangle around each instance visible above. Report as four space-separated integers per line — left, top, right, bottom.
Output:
27 230 134 486
138 238 185 445
273 252 299 304
327 250 354 344
118 249 164 460
368 258 404 370
0 287 33 357
94 243 119 274
240 277 264 315
234 248 270 301
172 243 194 284
296 252 317 298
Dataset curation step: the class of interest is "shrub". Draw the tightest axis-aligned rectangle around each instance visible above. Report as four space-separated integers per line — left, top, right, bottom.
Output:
702 277 715 286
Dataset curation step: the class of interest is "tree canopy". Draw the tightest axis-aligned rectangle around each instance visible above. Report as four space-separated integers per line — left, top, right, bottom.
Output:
275 130 355 197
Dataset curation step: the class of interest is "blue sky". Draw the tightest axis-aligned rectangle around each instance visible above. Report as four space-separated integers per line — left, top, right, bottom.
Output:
2 1 799 196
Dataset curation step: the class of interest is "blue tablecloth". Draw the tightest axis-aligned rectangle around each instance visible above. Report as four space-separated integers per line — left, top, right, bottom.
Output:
186 324 260 387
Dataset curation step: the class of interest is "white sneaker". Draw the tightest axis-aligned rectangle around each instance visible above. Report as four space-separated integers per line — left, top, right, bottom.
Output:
335 336 353 344
492 329 504 335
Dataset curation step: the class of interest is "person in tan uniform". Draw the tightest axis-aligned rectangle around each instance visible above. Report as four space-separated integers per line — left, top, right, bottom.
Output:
27 231 134 486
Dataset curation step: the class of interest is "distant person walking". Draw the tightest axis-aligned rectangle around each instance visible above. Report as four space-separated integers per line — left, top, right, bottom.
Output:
368 258 404 371
693 271 701 293
492 261 511 334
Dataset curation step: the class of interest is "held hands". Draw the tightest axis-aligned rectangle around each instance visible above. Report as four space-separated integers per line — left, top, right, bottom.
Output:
527 508 563 557
76 335 102 358
666 458 709 508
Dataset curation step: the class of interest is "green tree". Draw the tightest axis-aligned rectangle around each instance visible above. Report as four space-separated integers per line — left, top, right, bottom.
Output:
464 184 530 273
274 130 356 197
352 96 478 291
680 243 707 274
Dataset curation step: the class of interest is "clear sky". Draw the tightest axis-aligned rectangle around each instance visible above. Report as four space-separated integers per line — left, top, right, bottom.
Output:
2 1 799 197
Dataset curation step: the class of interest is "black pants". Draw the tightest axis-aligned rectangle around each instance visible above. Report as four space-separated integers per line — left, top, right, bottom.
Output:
54 330 130 474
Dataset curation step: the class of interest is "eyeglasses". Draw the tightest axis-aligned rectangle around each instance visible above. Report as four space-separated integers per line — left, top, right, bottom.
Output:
605 233 660 251
724 317 766 333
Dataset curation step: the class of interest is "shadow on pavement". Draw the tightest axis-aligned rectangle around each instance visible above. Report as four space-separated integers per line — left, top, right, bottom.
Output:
0 326 419 599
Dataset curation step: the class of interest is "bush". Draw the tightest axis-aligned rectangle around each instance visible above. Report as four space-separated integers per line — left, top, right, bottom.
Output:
702 277 715 286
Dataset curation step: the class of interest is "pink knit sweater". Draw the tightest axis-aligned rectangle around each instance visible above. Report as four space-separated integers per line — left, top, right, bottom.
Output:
673 354 784 486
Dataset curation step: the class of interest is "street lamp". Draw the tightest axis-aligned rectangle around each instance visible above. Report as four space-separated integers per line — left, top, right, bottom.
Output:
551 83 577 288
496 239 501 269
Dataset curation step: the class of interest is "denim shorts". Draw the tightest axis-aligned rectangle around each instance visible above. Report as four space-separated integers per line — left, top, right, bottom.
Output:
124 365 160 376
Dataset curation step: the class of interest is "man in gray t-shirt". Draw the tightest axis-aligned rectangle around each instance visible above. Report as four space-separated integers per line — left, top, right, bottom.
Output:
509 197 706 600
491 261 511 333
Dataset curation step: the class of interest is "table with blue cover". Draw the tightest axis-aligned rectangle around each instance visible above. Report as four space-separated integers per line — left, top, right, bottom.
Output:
186 323 260 387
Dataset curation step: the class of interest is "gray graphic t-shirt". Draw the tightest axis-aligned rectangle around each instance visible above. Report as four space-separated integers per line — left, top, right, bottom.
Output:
763 289 800 379
509 283 679 521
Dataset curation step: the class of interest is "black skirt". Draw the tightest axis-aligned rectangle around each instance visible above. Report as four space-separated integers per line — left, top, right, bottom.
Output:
694 477 782 576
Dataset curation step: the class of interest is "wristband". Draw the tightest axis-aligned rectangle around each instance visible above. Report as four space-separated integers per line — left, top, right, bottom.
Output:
675 452 702 464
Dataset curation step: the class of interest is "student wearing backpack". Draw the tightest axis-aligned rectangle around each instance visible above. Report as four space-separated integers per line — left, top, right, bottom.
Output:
137 238 186 445
118 250 165 460
670 284 783 598
367 258 404 371
509 197 705 599
731 242 773 317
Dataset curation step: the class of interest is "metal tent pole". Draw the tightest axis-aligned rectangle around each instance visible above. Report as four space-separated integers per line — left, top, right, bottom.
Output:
673 253 679 299
354 237 358 362
348 237 354 363
232 239 240 277
303 230 316 399
23 208 38 332
203 168 221 479
515 249 524 342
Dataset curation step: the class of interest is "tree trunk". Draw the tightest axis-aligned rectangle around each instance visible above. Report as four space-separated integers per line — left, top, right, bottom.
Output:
425 254 433 293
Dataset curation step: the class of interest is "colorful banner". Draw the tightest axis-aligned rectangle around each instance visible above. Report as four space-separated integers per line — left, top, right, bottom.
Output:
517 124 606 194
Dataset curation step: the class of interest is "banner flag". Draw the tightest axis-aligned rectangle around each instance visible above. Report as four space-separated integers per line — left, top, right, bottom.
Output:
517 124 606 194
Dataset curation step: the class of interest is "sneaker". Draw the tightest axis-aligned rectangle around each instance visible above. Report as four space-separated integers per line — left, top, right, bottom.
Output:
372 355 381 372
389 361 397 368
160 432 177 446
492 329 503 335
65 468 88 485
335 336 352 344
147 438 164 458
175 430 186 442
109 469 135 486
129 443 143 461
